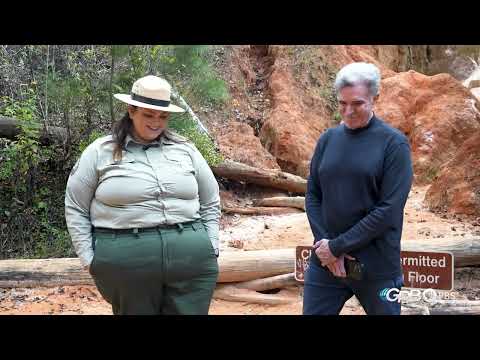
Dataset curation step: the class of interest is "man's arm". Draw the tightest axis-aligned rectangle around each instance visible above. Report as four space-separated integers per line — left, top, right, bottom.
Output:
328 142 413 257
305 132 330 243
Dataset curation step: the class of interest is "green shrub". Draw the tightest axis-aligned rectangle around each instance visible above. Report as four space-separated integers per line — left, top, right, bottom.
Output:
77 129 105 154
169 113 223 166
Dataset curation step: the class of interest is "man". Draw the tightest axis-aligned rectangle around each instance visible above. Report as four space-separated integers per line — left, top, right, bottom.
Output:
303 62 413 315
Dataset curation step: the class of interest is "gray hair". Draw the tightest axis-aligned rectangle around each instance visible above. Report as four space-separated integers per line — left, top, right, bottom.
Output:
334 62 381 97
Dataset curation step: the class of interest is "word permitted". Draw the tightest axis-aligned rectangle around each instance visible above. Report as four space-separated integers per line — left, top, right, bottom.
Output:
401 251 453 290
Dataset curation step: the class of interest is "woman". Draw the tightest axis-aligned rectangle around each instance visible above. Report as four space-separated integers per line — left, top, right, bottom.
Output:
65 75 220 315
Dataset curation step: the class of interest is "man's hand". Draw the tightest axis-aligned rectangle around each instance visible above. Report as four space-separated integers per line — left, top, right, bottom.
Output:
313 239 337 266
313 239 356 277
326 255 346 277
326 254 356 277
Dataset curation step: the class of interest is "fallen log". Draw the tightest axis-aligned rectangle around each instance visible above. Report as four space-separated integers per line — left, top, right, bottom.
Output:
425 300 480 315
222 205 303 216
401 236 480 267
0 116 67 143
401 300 480 315
0 249 295 288
430 300 480 307
212 160 307 194
401 305 431 315
217 249 294 283
213 284 295 305
1 236 479 288
429 306 480 315
0 258 93 288
234 273 297 292
253 196 305 211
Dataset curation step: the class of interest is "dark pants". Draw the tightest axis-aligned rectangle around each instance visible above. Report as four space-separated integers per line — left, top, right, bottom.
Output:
303 255 403 315
89 221 218 315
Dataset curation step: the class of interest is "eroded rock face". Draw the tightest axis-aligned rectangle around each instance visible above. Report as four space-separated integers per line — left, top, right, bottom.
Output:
213 45 480 219
205 46 281 170
259 58 330 177
215 121 280 170
375 71 480 184
259 45 404 178
425 132 480 217
219 46 480 186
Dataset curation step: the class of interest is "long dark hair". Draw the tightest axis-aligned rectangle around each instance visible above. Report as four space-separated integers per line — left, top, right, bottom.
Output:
112 107 187 162
112 111 133 162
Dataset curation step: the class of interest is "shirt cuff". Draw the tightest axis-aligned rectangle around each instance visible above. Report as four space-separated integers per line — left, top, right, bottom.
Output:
79 253 94 268
328 238 345 258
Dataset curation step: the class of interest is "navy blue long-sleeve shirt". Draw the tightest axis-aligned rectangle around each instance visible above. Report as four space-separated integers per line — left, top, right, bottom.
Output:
305 115 413 280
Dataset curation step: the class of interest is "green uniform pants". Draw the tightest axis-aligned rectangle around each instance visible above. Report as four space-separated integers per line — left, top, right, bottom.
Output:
89 221 219 315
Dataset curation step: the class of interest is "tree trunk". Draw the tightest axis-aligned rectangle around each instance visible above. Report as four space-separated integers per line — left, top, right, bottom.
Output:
0 116 67 143
222 205 303 216
252 196 305 211
170 89 210 136
109 46 115 125
212 160 307 194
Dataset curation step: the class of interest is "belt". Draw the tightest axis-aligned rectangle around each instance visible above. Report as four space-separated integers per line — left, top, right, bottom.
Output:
93 221 200 235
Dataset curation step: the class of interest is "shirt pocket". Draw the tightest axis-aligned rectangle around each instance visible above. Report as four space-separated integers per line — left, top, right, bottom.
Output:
98 154 136 182
163 151 195 175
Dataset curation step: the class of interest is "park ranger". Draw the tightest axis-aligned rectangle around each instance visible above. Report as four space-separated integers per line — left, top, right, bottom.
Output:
65 75 220 315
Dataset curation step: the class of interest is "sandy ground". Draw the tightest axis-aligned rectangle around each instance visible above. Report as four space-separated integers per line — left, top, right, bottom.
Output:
1 185 479 315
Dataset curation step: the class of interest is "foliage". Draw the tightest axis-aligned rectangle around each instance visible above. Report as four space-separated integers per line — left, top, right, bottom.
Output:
169 113 223 166
0 45 228 260
0 88 41 188
0 86 73 259
76 129 105 155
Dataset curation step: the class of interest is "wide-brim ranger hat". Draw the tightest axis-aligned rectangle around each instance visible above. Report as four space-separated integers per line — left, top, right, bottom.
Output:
114 75 185 113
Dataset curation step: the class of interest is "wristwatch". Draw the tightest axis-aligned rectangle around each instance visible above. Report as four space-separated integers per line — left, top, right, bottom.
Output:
214 248 219 257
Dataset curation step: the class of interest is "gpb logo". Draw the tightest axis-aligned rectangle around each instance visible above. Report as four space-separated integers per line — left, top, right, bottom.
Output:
378 288 447 303
379 287 400 302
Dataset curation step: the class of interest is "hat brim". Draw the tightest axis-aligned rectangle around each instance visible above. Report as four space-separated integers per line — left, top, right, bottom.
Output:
114 94 185 113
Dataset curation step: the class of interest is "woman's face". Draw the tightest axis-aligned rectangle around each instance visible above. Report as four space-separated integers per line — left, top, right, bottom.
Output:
128 106 170 143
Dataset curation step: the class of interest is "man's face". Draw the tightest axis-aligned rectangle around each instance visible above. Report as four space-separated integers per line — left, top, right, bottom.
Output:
337 84 377 129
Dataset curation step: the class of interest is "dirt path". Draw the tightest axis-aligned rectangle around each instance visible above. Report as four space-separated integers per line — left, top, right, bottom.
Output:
1 185 479 315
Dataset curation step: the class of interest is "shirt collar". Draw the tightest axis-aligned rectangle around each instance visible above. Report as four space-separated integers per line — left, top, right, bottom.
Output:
124 134 162 150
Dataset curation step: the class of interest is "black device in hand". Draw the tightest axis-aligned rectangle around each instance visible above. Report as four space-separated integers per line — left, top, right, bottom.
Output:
344 258 364 280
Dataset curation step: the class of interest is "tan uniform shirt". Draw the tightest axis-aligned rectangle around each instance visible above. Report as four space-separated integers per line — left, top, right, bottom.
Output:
65 133 220 267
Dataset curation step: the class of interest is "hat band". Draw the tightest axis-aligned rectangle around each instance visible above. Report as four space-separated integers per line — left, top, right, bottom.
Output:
131 93 170 107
